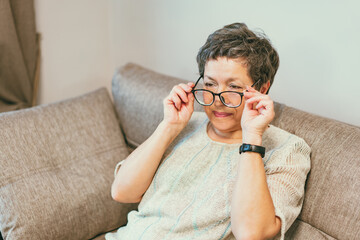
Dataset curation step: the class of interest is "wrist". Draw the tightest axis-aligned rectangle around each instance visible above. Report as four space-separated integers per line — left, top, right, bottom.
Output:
242 133 262 146
158 121 184 138
239 144 266 158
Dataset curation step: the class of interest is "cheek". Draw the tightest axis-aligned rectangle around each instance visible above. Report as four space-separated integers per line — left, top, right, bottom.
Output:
204 106 212 117
234 104 245 120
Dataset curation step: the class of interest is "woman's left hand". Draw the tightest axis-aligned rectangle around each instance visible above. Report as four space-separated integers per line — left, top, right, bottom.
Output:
241 86 275 142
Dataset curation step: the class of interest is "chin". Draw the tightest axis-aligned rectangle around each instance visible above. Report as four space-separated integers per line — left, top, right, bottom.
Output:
209 117 239 133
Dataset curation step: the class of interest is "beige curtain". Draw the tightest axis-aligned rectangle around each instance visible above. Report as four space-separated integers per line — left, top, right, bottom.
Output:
0 0 40 113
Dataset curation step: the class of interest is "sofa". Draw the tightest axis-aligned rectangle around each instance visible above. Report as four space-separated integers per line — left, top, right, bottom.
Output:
0 63 359 240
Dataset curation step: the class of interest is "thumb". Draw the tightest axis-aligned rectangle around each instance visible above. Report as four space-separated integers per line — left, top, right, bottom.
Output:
186 91 195 111
244 98 252 112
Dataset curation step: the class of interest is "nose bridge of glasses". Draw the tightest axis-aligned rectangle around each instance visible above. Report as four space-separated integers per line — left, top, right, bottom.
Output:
213 92 224 102
217 93 226 103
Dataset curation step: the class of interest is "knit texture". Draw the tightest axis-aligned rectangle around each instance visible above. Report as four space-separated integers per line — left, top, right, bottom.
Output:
106 112 311 240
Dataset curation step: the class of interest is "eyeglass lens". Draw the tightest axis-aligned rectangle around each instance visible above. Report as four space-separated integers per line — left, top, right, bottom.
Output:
194 90 242 107
193 77 245 107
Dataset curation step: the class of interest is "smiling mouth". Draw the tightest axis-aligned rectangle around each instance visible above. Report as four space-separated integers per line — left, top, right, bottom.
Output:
213 111 232 118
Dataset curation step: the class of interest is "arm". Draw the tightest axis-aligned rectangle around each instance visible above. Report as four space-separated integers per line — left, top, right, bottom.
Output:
111 82 195 203
231 85 280 240
111 121 181 203
231 138 281 240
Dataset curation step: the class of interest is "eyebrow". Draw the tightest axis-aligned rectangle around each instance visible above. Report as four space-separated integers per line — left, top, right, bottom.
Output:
204 75 243 85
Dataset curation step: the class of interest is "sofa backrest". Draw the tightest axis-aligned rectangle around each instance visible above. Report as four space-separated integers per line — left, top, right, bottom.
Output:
112 63 360 239
272 100 360 239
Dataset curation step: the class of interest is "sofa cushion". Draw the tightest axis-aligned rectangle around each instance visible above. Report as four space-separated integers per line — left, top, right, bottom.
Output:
112 63 203 148
285 219 336 239
0 88 138 239
272 102 360 239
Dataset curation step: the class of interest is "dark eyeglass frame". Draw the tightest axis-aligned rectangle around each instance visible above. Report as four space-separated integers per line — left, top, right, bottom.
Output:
191 76 261 108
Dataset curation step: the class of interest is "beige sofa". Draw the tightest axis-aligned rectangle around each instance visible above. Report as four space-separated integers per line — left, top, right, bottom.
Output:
0 63 359 240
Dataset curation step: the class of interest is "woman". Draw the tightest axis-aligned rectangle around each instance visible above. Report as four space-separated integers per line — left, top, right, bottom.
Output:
106 23 311 240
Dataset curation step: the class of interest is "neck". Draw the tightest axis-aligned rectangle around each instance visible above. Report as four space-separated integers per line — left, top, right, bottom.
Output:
207 122 243 144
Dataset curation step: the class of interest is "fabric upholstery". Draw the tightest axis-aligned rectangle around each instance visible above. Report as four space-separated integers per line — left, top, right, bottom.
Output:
286 219 337 240
272 102 360 239
112 63 360 240
0 88 138 239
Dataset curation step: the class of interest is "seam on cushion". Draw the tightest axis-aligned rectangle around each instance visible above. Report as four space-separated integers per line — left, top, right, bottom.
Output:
0 143 126 188
294 218 337 239
126 138 140 149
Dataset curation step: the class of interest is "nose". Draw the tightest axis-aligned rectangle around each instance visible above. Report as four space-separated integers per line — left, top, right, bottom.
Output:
213 94 224 107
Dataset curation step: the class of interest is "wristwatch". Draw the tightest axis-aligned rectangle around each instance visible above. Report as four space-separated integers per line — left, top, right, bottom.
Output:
239 144 266 158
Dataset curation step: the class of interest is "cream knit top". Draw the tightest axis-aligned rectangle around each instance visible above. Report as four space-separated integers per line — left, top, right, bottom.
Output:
106 112 311 240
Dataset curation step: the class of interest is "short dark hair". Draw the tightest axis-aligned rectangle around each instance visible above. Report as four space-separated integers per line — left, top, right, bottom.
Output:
196 23 279 92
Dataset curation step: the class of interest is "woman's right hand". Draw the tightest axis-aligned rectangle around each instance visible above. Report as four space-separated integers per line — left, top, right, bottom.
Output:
163 82 195 132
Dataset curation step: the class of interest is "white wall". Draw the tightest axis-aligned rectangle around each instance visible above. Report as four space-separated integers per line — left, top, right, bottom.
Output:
35 0 114 104
35 0 360 126
109 0 360 126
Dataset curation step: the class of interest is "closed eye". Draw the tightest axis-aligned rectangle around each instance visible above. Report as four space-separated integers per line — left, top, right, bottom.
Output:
205 82 215 87
229 84 243 90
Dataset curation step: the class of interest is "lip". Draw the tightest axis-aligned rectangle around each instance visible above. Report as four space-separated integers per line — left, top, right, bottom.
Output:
213 111 232 118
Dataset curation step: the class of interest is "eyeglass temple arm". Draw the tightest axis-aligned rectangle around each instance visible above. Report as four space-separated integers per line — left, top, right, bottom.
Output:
251 79 261 88
191 76 203 93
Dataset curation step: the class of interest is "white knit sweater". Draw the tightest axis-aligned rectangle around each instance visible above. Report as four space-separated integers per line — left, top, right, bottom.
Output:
106 112 311 240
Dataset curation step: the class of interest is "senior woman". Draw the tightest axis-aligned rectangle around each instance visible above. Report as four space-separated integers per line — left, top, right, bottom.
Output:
106 23 311 240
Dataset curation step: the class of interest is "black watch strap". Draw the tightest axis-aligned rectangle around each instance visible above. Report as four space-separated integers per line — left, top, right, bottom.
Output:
239 144 265 158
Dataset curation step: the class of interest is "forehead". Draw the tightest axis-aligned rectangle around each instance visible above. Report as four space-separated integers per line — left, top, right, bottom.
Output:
204 57 253 85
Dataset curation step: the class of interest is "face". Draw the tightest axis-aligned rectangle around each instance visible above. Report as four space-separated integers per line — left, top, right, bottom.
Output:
202 57 254 135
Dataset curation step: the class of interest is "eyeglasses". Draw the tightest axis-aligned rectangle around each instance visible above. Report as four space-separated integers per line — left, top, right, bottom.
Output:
191 76 261 108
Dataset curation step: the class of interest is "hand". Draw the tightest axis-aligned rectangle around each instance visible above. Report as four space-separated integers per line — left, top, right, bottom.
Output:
163 82 195 131
241 86 275 142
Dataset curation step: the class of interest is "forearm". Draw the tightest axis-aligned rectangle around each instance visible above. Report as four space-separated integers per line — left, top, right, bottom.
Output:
231 136 280 239
111 121 181 202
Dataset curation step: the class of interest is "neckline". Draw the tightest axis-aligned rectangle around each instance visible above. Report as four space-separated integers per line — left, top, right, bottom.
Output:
202 119 242 146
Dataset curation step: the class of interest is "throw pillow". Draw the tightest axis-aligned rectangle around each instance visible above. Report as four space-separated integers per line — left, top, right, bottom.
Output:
0 88 138 239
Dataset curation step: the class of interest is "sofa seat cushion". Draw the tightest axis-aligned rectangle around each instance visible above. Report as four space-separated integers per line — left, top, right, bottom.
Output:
285 219 336 239
0 88 138 239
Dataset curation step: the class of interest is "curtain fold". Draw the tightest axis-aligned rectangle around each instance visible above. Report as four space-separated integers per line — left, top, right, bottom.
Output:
0 0 40 113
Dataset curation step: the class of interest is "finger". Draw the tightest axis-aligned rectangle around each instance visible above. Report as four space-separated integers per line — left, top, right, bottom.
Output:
255 100 272 110
171 94 182 110
185 91 195 112
256 100 275 119
244 91 262 100
188 91 194 102
187 82 195 88
244 96 257 112
245 95 271 105
178 83 193 93
173 86 189 103
255 100 274 114
244 95 271 112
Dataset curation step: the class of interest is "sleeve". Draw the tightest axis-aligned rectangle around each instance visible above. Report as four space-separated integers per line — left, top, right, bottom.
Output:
114 159 126 178
264 137 311 240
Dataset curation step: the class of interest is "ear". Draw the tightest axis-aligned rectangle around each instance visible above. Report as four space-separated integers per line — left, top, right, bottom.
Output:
260 81 271 94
